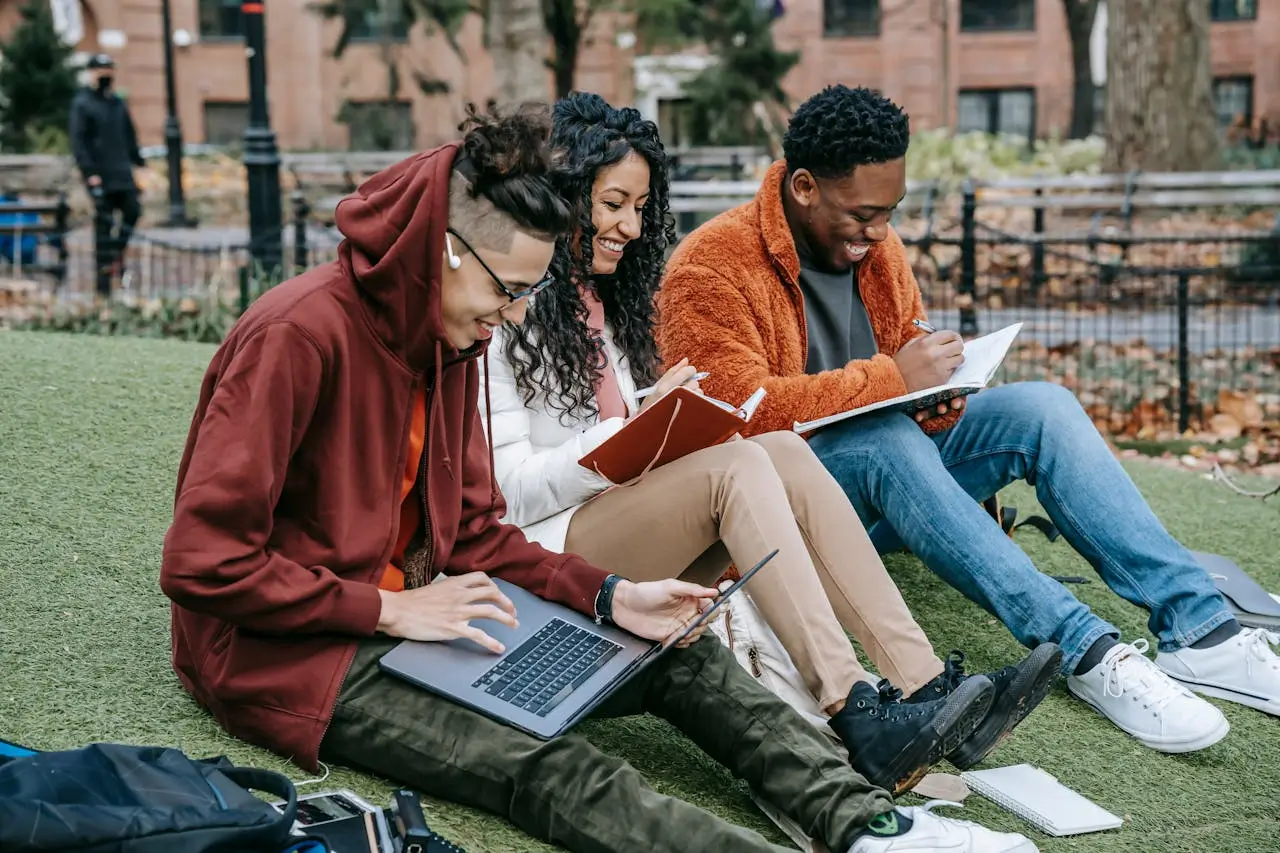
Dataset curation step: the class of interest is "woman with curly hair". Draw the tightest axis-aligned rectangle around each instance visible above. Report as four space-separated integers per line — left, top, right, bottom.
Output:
480 92 1059 794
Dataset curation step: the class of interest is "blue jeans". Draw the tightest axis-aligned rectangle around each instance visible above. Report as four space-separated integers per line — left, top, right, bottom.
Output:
809 381 1233 674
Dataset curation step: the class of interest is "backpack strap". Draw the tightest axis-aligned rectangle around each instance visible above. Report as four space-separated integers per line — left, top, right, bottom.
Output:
219 766 299 831
982 495 1060 542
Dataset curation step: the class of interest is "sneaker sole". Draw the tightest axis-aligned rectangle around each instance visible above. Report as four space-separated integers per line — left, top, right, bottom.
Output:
923 676 994 766
1066 686 1232 753
948 643 1063 770
1163 676 1280 717
863 679 995 795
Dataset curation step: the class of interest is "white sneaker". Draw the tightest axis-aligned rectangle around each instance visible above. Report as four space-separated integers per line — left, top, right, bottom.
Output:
1157 628 1280 716
1066 639 1229 753
848 801 1037 852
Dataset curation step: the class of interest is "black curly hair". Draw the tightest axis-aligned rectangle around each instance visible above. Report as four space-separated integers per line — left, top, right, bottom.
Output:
502 91 677 423
783 85 910 180
454 101 573 243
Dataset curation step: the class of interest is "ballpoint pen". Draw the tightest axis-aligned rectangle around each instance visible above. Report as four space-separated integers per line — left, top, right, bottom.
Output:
912 319 937 334
634 371 710 398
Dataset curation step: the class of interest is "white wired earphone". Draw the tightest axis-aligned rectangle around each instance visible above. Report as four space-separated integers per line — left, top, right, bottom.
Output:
445 233 462 269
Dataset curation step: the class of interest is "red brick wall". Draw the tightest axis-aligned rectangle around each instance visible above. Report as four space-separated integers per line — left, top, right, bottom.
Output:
8 0 1273 150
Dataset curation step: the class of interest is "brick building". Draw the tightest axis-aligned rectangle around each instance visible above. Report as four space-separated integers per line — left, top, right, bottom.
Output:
0 0 1274 151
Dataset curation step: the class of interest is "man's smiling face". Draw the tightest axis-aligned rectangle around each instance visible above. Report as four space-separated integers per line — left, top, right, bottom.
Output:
787 157 907 274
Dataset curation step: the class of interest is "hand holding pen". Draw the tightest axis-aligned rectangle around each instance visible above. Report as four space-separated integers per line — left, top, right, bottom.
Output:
895 316 964 397
635 359 706 412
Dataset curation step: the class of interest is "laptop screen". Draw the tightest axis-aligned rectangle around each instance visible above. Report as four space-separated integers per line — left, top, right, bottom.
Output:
659 548 779 650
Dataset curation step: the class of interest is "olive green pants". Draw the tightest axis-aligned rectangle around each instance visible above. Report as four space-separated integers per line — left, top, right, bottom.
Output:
320 635 893 853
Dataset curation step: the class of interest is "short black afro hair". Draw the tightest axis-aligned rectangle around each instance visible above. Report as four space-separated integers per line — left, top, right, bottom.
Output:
783 85 910 179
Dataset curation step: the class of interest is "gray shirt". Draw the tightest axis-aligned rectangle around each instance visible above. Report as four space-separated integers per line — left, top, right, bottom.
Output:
797 259 878 375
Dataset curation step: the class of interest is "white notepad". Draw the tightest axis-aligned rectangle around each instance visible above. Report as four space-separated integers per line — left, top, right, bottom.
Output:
793 323 1023 434
961 764 1123 837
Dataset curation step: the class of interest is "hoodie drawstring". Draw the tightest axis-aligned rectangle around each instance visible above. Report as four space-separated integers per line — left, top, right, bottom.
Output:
483 348 499 512
433 340 453 479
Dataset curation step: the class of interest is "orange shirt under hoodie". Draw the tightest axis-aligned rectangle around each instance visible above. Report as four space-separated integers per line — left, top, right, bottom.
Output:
382 390 427 592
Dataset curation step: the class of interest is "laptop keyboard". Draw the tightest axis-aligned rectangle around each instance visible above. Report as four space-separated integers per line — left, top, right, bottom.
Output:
472 618 623 717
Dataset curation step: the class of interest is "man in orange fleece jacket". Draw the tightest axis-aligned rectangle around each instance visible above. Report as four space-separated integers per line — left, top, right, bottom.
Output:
659 85 1280 753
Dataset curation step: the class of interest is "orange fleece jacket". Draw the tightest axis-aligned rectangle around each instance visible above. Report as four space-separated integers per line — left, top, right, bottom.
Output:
657 159 961 437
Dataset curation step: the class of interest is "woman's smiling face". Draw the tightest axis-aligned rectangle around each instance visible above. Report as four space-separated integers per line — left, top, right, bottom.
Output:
588 151 651 276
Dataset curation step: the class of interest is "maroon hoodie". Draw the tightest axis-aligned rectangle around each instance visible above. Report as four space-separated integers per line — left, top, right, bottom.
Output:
160 142 610 771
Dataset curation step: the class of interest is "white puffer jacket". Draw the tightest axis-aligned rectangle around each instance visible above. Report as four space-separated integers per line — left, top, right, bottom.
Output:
478 323 639 551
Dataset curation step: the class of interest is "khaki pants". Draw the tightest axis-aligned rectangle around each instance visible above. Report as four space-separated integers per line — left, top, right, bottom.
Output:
566 431 944 710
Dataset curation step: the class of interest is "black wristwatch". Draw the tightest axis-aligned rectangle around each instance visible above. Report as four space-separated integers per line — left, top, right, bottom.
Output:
594 574 622 625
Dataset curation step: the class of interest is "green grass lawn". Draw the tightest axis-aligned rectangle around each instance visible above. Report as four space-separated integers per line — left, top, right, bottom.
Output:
2 330 1278 853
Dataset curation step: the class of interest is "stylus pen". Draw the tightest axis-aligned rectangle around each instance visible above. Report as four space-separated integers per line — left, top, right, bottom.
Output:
634 371 710 399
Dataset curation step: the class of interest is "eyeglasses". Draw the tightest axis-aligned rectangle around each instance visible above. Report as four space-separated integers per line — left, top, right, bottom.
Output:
445 229 555 303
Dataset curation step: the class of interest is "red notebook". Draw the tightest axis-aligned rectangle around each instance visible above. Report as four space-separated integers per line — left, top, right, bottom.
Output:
578 386 767 484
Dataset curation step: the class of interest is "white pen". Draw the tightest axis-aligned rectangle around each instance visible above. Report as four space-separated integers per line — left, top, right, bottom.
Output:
912 319 937 334
635 371 710 399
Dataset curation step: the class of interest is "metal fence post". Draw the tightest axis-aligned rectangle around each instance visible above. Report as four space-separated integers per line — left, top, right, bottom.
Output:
239 264 251 315
292 191 310 275
1176 271 1191 434
1031 186 1045 297
54 193 70 288
959 180 978 337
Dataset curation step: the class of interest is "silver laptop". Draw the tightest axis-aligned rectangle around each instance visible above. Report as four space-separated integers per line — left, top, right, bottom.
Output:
378 550 778 739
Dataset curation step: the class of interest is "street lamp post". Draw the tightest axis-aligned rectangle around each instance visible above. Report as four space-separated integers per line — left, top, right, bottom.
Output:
160 0 195 226
241 0 282 273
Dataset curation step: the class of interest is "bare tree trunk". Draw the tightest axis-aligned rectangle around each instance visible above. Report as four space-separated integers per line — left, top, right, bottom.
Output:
486 0 551 106
1105 0 1219 171
544 0 581 99
1064 0 1099 138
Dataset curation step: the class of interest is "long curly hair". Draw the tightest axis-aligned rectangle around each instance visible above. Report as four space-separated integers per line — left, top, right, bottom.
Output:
502 91 677 423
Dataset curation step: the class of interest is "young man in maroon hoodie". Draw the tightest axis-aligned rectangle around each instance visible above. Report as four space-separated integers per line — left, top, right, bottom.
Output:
160 105 1035 853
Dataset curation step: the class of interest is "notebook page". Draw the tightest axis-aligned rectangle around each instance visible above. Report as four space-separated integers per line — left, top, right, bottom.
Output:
961 764 1122 837
739 387 768 420
948 323 1023 387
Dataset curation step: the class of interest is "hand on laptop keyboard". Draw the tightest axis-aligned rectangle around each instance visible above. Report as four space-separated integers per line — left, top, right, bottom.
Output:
376 574 519 653
609 579 719 645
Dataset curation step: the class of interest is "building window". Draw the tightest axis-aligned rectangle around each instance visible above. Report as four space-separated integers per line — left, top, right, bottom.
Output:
957 88 1036 138
960 0 1035 32
1213 76 1253 127
340 101 415 150
823 0 880 37
1209 0 1257 22
203 101 249 145
198 0 242 38
348 0 410 41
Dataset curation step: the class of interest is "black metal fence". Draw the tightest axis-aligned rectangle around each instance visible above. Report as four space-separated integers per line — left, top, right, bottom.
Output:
9 186 1279 432
895 187 1280 433
3 194 341 305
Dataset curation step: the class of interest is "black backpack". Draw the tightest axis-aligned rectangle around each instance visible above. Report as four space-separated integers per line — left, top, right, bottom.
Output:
0 741 306 853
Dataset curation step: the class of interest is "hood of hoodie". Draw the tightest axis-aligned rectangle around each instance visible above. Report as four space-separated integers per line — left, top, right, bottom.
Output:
335 143 461 370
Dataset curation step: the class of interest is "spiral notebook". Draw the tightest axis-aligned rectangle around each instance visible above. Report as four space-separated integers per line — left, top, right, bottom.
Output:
960 764 1123 837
